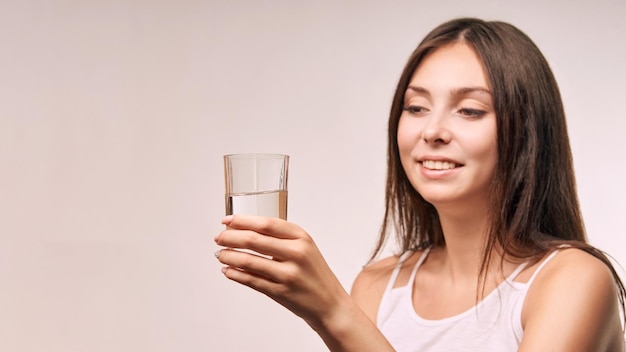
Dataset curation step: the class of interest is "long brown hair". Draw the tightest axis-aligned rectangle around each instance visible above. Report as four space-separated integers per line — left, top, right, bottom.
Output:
373 17 625 314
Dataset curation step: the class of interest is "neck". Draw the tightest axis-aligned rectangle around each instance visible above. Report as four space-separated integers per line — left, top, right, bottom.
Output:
433 203 495 283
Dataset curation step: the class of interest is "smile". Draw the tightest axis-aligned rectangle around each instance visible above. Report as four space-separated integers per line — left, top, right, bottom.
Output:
422 160 458 170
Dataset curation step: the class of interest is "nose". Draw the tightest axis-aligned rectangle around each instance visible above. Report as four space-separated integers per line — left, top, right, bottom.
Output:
422 114 452 144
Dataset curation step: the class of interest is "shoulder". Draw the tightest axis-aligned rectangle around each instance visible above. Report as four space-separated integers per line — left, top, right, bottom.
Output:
520 248 624 351
352 256 399 293
524 248 616 308
526 247 613 287
350 252 418 323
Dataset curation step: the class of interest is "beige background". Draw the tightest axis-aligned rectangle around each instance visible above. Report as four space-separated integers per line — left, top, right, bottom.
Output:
1 0 624 351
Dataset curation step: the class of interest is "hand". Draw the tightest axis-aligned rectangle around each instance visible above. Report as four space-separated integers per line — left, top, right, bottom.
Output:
214 214 350 331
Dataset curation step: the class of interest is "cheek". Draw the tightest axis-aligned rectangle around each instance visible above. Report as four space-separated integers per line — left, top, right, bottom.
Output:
396 117 416 156
483 126 498 165
471 130 498 175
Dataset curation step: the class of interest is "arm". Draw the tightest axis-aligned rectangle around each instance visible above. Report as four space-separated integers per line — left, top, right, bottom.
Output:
214 215 395 352
519 249 625 352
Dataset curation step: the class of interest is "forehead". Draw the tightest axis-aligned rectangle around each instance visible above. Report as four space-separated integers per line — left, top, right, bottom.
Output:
409 42 489 90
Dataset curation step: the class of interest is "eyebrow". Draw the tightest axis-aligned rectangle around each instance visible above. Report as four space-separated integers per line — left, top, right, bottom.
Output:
406 86 492 97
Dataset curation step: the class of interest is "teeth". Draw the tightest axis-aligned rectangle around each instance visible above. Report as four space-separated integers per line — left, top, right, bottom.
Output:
422 160 457 170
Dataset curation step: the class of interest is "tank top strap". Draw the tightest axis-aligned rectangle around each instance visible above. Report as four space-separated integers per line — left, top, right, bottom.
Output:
507 260 529 282
383 250 413 293
526 249 560 286
383 248 432 292
406 247 432 287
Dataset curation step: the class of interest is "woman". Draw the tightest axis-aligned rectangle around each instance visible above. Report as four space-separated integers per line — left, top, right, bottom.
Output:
214 18 625 351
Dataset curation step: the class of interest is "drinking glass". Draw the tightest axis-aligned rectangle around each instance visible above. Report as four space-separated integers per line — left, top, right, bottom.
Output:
224 153 289 219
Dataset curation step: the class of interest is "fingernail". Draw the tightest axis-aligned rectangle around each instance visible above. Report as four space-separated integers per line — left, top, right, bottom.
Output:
221 267 228 274
214 250 221 258
222 215 233 225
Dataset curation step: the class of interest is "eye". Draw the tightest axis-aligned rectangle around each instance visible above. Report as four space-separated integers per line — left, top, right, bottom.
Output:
403 105 428 116
458 108 486 118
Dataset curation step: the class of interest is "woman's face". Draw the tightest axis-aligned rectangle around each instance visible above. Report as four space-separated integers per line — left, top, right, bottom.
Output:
397 42 497 212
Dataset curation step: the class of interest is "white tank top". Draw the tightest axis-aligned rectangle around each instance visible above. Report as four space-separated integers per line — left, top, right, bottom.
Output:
376 248 558 351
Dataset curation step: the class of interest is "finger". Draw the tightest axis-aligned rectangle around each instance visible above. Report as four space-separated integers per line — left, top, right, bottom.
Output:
215 228 285 257
222 215 302 240
216 248 284 283
220 265 285 299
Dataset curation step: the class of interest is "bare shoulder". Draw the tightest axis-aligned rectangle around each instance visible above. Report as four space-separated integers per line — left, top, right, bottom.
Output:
527 248 616 300
351 255 398 307
520 248 624 351
350 252 415 323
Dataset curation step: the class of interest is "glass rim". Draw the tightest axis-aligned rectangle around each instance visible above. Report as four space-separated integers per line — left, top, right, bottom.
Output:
224 153 289 159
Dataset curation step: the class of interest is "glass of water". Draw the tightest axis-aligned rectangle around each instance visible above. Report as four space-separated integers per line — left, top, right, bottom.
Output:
224 153 289 220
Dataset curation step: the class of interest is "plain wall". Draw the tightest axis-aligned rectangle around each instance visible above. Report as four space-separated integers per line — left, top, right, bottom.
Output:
1 0 625 351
